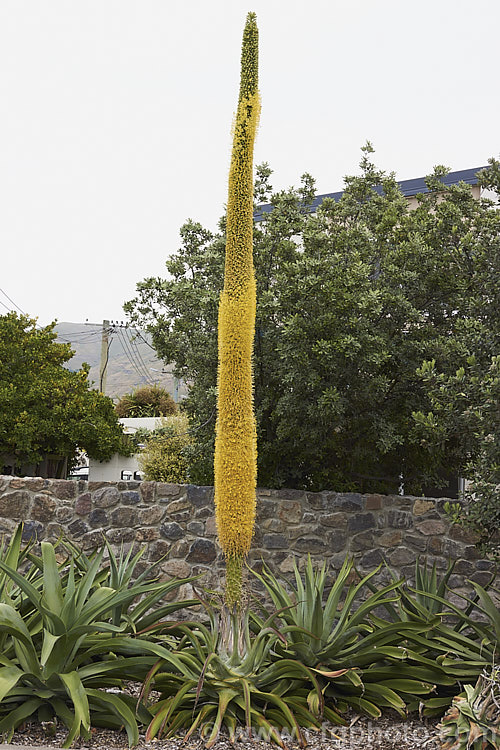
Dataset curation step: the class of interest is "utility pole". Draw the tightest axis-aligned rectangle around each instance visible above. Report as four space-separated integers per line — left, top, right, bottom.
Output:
99 320 110 393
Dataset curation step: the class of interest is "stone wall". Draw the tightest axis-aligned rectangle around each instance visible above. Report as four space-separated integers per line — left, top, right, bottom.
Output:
0 475 495 605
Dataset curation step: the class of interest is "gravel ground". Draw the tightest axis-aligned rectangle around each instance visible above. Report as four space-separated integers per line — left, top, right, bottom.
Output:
6 713 442 750
3 682 443 749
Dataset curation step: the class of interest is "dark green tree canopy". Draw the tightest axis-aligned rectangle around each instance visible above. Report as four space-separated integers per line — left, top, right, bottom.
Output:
125 151 500 494
0 313 128 472
415 354 500 558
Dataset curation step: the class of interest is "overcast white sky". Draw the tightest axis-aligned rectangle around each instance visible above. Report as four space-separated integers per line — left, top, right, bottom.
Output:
1 0 499 326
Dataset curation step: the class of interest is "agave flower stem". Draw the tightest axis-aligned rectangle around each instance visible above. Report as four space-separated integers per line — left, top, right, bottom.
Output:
214 13 260 609
225 555 244 613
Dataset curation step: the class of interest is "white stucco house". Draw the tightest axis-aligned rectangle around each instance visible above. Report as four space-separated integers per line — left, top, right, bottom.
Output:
88 417 162 481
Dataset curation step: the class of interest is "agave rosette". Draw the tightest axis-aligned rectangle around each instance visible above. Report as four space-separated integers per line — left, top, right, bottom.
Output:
438 668 500 750
251 556 438 717
0 536 198 747
145 603 349 747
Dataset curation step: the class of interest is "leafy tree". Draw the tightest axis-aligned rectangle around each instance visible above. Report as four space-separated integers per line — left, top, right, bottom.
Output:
415 355 500 558
0 313 129 474
115 384 176 418
125 150 500 494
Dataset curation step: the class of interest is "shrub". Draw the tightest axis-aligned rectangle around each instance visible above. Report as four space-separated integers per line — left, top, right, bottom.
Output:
137 413 191 482
144 603 348 746
252 557 439 718
2 529 499 748
0 530 198 747
438 668 500 749
445 476 500 562
115 385 176 418
364 559 499 716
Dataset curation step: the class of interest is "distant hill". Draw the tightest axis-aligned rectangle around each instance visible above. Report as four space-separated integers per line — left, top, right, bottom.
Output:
54 322 184 401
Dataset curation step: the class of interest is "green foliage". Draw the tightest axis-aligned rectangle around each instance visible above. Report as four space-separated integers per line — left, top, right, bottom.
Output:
142 558 499 745
144 603 347 747
367 564 499 716
251 557 500 723
58 536 200 634
115 384 177 418
125 153 500 493
415 355 500 559
449 478 500 562
0 313 129 471
0 534 498 746
252 558 441 718
0 528 197 747
437 669 500 749
136 413 191 483
254 557 406 667
375 556 459 622
412 558 458 613
0 525 32 608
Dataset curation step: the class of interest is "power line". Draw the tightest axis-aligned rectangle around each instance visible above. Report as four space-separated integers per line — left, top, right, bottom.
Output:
0 297 116 357
57 329 103 337
129 330 155 380
0 287 26 315
54 319 161 390
0 291 76 344
115 327 152 384
115 328 142 379
108 323 155 352
135 330 156 351
0 300 75 346
56 335 103 345
114 324 155 384
59 333 104 344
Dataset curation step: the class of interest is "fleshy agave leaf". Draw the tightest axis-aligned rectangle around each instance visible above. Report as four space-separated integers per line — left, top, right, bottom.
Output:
86 688 141 747
0 697 43 735
0 603 39 673
41 542 64 616
205 688 239 748
0 665 23 702
59 671 91 748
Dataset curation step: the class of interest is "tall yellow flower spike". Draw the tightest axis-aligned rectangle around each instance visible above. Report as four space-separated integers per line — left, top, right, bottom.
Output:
214 12 260 608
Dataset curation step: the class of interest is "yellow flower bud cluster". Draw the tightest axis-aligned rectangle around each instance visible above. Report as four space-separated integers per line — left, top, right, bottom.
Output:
215 278 257 557
214 13 260 605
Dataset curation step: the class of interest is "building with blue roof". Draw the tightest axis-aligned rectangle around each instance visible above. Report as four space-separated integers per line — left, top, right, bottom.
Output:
254 166 487 221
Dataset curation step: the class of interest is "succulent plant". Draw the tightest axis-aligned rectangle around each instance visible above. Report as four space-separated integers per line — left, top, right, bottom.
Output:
0 533 197 747
145 602 348 747
437 668 500 749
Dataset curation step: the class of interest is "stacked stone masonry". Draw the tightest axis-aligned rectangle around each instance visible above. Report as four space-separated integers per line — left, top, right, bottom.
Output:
0 475 496 608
